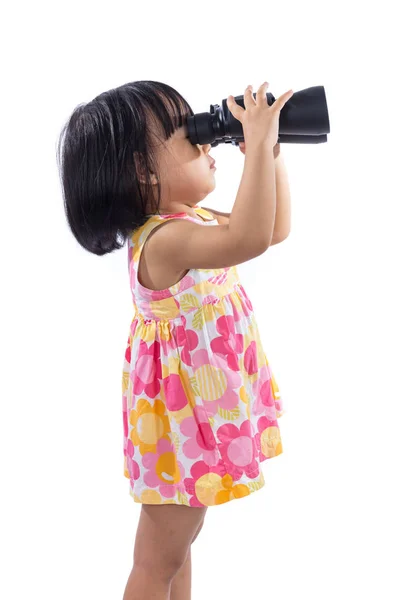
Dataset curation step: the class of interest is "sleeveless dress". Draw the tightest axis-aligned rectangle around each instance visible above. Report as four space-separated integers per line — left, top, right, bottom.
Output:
121 205 285 507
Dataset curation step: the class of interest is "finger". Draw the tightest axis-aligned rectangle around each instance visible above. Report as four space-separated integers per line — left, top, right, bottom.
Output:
226 94 244 119
256 81 269 105
243 85 256 109
274 89 294 111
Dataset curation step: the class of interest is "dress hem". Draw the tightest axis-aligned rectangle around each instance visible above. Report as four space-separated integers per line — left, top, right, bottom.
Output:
126 448 283 507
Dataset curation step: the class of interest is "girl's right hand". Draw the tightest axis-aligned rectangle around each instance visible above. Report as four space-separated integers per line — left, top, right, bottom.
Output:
226 82 294 149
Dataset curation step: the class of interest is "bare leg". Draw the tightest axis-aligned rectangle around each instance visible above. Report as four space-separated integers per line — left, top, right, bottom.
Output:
170 518 204 600
122 504 207 600
169 547 192 600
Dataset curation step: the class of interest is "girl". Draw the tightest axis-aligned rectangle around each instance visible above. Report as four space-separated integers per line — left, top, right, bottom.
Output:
57 79 293 600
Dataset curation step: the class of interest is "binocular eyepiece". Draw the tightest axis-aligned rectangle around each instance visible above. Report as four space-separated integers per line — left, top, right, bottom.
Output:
186 85 330 147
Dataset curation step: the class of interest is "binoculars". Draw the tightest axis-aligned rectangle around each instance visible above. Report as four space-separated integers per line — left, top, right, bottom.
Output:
187 85 330 147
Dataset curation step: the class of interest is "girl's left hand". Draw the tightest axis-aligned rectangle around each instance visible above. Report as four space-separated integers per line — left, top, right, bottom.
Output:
239 141 281 159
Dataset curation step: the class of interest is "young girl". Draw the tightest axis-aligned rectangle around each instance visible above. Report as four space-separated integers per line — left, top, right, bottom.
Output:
57 79 293 600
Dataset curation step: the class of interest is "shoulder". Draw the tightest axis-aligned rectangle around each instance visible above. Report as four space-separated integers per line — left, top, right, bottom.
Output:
202 207 230 226
144 217 198 258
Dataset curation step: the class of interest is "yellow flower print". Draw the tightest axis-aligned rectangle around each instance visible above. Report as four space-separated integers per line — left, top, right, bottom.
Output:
131 489 177 504
215 474 250 505
129 398 171 455
130 227 147 263
193 471 250 506
239 385 251 420
260 425 283 458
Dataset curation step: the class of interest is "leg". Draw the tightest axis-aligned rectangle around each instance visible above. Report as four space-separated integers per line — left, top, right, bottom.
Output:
170 518 205 600
122 504 207 600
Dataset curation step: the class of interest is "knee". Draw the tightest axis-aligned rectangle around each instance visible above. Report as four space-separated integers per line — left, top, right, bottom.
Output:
134 547 188 583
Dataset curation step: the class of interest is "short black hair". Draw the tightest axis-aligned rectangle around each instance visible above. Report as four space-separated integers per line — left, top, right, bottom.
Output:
56 80 194 255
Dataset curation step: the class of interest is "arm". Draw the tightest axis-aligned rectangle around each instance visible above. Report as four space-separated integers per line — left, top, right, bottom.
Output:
271 144 291 240
203 143 291 244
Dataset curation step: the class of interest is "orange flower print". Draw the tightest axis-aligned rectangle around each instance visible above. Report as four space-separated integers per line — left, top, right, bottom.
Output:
129 398 171 455
215 473 250 505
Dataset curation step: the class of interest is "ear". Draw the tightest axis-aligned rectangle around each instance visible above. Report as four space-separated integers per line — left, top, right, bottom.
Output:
133 151 158 186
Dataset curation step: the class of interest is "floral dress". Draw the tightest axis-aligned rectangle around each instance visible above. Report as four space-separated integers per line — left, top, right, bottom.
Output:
121 205 285 507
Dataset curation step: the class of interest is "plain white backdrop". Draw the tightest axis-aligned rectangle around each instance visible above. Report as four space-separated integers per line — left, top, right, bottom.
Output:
2 1 400 598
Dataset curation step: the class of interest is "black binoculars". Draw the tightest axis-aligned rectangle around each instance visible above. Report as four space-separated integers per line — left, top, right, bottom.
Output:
186 85 330 147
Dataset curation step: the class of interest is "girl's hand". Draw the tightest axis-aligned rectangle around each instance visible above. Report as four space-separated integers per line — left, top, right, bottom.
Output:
227 82 293 148
239 141 281 158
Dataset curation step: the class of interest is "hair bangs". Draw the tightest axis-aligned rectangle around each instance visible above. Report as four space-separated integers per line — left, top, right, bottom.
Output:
133 81 194 142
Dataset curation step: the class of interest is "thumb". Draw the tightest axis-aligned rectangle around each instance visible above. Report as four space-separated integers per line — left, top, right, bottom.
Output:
226 95 243 120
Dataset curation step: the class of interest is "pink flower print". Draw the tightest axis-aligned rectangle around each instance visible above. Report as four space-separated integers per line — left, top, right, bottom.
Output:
125 438 141 482
142 438 186 499
160 316 199 367
131 339 161 399
208 271 228 286
191 349 242 416
252 364 276 417
237 283 253 315
210 315 243 371
217 420 259 480
124 335 131 364
230 296 242 323
183 459 227 507
203 294 220 305
180 405 219 466
163 373 189 411
227 284 253 321
130 318 138 338
244 340 258 375
122 392 129 455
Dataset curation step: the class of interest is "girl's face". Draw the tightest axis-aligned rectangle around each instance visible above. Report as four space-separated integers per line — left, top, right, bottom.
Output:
149 122 216 213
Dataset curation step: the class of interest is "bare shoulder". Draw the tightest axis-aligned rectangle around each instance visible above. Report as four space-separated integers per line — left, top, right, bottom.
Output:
139 220 190 290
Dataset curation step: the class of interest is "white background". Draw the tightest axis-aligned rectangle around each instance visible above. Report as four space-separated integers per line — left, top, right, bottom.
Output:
2 1 400 598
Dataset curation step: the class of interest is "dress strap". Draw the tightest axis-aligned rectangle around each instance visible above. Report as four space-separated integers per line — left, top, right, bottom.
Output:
193 205 217 221
128 208 218 272
128 211 217 298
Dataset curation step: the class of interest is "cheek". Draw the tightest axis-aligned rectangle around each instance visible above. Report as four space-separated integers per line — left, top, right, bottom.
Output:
193 159 211 183
182 156 207 181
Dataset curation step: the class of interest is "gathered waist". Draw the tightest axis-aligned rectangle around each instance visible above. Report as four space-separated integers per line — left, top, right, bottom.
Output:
131 281 253 323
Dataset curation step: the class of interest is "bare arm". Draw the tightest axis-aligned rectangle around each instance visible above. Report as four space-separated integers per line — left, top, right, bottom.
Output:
227 141 276 247
203 142 291 243
272 151 291 239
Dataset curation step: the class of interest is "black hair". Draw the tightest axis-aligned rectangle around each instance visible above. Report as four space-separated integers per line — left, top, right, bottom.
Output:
56 80 194 256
